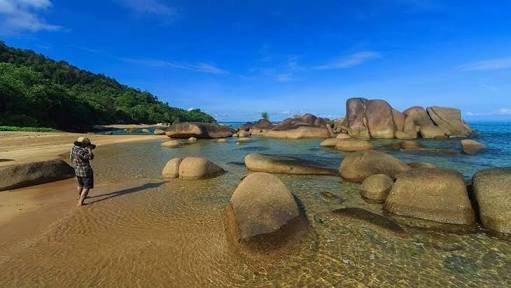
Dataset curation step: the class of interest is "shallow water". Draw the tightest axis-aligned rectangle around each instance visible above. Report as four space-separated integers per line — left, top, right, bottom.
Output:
1 123 511 287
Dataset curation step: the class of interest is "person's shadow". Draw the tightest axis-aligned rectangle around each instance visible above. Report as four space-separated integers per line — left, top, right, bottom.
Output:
86 181 165 205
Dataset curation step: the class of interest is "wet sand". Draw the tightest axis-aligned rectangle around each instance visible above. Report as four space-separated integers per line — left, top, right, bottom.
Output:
1 139 510 287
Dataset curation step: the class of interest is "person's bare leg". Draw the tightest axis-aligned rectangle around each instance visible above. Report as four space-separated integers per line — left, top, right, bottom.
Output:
77 188 90 206
77 186 83 197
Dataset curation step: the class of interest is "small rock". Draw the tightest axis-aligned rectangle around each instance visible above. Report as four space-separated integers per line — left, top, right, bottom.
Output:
461 139 486 155
335 139 373 152
161 140 181 148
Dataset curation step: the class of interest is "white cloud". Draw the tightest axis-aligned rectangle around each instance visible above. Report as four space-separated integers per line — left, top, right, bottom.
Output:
459 57 511 71
0 0 60 34
466 108 511 117
497 108 511 115
315 51 381 70
121 57 228 74
116 0 176 16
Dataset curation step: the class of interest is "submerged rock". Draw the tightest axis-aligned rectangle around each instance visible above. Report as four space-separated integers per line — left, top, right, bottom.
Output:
216 138 227 143
0 159 74 191
461 139 486 155
399 140 422 150
408 162 436 169
245 153 337 175
339 150 410 183
263 126 330 139
332 208 406 235
225 173 302 241
237 137 251 143
473 168 511 234
165 122 234 139
335 139 373 152
384 168 475 225
360 174 394 203
161 140 181 148
187 137 198 143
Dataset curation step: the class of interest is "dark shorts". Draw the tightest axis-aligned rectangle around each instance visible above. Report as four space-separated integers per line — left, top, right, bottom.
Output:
77 175 94 189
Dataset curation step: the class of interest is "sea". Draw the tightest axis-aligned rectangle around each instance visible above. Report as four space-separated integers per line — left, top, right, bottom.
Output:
10 121 508 287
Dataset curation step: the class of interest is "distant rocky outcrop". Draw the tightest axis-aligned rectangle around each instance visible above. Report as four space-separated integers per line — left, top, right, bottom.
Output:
239 119 274 132
340 98 472 139
245 153 337 175
0 159 74 191
165 122 234 139
384 168 475 225
254 114 332 139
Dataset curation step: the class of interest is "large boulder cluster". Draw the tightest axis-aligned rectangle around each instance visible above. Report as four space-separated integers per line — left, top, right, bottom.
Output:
340 98 472 139
242 114 332 139
337 150 511 234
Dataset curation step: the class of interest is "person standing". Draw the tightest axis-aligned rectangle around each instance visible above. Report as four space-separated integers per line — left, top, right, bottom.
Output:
70 137 95 206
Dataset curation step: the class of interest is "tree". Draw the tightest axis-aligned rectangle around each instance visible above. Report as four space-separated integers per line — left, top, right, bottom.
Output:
0 42 216 130
261 112 269 121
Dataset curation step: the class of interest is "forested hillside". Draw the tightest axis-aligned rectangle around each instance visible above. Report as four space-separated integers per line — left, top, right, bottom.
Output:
0 41 215 130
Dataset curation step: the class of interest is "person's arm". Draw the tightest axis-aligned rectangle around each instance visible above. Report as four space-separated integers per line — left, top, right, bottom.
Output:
88 148 95 160
78 148 93 161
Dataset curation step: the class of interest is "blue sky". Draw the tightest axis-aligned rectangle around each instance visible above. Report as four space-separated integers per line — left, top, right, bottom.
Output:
1 0 511 121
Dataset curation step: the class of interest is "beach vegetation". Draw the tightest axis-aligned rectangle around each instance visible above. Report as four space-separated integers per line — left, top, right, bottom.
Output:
0 42 215 131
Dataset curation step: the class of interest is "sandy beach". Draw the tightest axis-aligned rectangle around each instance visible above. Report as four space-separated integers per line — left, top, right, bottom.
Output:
0 131 167 166
0 132 167 255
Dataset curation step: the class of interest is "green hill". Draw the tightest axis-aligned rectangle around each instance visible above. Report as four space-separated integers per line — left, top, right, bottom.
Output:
0 41 215 131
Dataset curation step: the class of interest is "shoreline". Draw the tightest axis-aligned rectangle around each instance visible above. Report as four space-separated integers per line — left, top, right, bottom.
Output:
0 131 167 167
0 131 167 266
